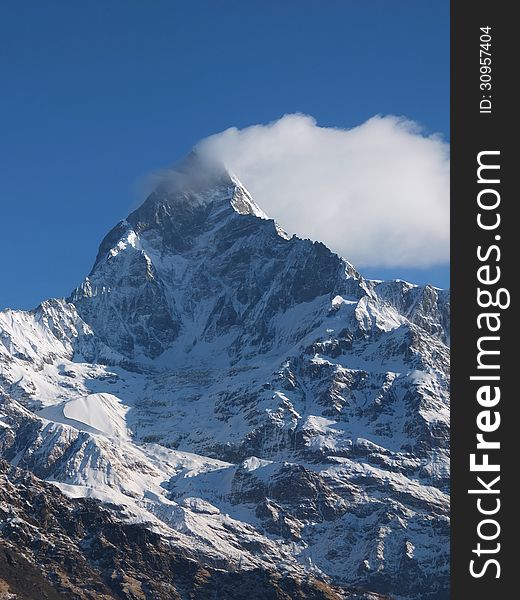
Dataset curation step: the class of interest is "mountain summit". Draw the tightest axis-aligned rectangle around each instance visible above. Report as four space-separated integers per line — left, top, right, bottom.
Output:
0 156 450 599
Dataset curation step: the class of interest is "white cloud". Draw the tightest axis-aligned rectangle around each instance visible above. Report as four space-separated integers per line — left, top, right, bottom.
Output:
195 113 449 268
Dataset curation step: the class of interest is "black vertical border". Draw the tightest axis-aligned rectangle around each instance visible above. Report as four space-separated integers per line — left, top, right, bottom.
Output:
451 1 513 597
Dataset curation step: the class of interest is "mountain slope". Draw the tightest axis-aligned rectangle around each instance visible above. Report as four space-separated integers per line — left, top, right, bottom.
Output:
0 459 362 600
0 158 449 599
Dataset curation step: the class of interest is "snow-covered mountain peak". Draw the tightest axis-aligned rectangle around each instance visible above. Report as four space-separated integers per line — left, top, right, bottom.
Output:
138 152 266 221
1 153 450 598
90 155 268 270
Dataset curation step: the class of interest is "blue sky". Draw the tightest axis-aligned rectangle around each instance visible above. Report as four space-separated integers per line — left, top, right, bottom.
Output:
0 1 449 310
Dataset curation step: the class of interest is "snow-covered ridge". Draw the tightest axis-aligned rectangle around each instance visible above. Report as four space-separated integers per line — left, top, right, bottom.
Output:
0 157 450 599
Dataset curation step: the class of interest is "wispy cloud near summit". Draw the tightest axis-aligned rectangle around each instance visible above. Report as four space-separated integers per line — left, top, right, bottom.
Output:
195 114 449 269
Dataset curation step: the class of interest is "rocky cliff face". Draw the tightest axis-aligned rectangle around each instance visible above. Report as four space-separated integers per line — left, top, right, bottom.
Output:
0 158 449 599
